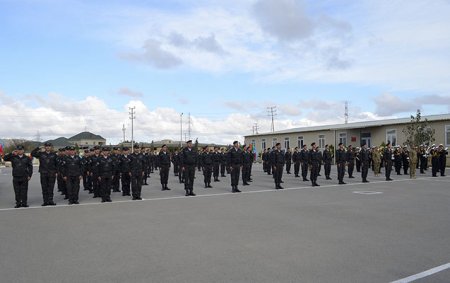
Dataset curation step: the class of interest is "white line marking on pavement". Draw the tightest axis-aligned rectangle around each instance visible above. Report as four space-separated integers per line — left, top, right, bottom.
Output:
353 191 383 195
390 262 450 283
0 176 445 212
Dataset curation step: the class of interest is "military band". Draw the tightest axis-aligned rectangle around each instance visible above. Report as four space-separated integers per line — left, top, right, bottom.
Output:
2 140 448 208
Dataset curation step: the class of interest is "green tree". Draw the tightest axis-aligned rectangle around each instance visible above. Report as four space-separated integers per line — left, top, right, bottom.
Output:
402 109 435 147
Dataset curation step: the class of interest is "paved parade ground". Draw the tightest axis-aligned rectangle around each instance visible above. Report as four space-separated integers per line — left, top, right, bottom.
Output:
0 164 449 283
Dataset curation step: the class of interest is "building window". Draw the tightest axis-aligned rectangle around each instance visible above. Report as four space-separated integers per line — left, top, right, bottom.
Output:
361 132 371 147
446 125 450 147
251 140 256 151
261 139 266 150
318 135 325 149
339 132 347 146
272 138 277 147
297 136 304 148
386 129 397 146
284 137 290 149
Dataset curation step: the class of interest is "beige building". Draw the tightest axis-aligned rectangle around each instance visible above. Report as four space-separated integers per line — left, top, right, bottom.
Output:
245 114 450 161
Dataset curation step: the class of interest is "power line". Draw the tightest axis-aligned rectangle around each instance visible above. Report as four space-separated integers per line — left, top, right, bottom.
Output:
122 124 126 143
267 106 277 133
129 107 136 153
188 112 192 141
252 123 259 135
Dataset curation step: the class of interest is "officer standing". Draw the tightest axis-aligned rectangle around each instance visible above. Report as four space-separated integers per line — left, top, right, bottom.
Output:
81 149 92 192
89 146 102 198
120 147 132 196
242 146 252 186
4 145 33 208
299 144 309 181
438 144 448 176
285 148 292 174
372 146 381 177
110 147 121 192
220 148 227 177
130 146 145 200
402 146 410 175
360 143 370 183
384 142 394 181
180 140 198 196
172 150 180 177
409 145 418 179
309 142 321 187
200 146 213 188
57 148 68 198
158 144 171 191
292 147 300 177
227 141 243 193
346 145 355 178
62 146 82 205
31 142 58 206
212 146 221 182
322 144 333 180
97 147 115 203
270 143 285 190
336 143 347 185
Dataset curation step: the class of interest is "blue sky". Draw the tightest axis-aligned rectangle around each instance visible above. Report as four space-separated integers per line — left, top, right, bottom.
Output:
1 0 450 144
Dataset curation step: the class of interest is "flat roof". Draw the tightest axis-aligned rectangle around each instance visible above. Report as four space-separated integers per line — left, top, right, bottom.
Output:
245 113 450 137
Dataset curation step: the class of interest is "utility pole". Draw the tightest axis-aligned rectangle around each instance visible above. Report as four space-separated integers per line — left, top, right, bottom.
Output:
180 113 183 148
267 106 277 132
253 123 259 135
122 124 126 143
35 130 41 143
129 107 136 153
188 112 192 141
344 101 349 124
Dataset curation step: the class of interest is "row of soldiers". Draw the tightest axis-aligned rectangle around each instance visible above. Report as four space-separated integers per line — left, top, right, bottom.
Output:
260 142 447 188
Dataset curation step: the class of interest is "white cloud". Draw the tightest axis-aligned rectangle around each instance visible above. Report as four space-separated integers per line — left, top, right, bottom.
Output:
117 87 143 98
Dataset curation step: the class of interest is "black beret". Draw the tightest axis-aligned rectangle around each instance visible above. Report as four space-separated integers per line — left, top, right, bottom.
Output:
122 147 129 151
89 148 95 152
59 148 66 152
275 143 281 146
113 147 119 150
311 142 316 146
44 142 52 146
66 146 75 150
338 143 343 146
102 146 110 151
94 146 100 150
16 145 25 150
233 141 239 145
162 144 167 147
84 149 89 153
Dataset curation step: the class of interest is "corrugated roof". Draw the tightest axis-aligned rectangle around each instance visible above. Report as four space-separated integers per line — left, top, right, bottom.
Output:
69 131 105 141
246 113 450 137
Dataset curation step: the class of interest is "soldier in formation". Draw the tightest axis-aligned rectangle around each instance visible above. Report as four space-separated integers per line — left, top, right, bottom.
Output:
4 145 33 208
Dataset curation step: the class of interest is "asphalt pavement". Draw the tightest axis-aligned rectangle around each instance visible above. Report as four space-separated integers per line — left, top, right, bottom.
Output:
0 164 449 283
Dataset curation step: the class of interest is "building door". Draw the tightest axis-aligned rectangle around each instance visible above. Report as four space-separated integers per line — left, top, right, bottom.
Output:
361 132 371 147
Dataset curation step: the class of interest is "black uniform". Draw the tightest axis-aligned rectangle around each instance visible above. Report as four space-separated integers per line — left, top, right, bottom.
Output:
394 149 402 175
322 149 333 180
263 151 271 175
89 154 101 198
4 153 33 207
439 148 448 176
158 151 171 190
384 147 394 181
336 149 347 184
346 149 355 178
355 151 361 172
401 149 409 175
292 150 300 177
120 154 132 196
242 151 252 185
200 151 213 188
227 147 243 192
431 149 439 177
285 151 292 174
110 153 121 192
180 147 198 196
81 154 92 193
57 153 67 197
172 152 180 176
309 149 321 186
212 151 221 181
97 155 115 202
130 152 145 200
62 155 83 204
270 149 285 189
220 152 227 177
361 148 370 182
31 148 58 205
299 149 310 181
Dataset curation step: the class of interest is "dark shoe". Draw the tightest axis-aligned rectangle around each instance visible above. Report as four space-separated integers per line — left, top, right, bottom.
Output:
14 204 21 208
22 204 29 208
280 180 284 183
295 175 299 177
326 177 332 180
362 180 369 183
189 192 196 196
74 201 80 204
185 191 190 196
101 199 106 203
243 182 250 186
318 174 322 176
387 178 393 181
235 189 241 193
314 183 320 187
304 179 309 182
349 176 355 178
48 201 56 206
41 203 48 207
207 184 213 188
143 183 148 186
339 182 346 185
278 186 284 189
